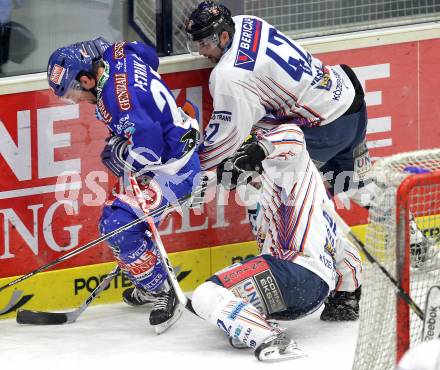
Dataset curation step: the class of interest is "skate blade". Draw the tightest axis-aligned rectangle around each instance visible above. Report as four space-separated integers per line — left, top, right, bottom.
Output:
258 346 307 362
153 304 184 335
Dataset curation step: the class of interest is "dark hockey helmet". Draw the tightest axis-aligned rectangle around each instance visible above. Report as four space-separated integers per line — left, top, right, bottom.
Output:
185 1 235 53
47 37 110 98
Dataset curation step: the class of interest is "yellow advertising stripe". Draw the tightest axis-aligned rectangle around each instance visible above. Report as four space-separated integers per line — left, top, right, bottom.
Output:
0 261 128 320
0 227 372 321
211 240 259 273
0 246 214 320
1 217 437 321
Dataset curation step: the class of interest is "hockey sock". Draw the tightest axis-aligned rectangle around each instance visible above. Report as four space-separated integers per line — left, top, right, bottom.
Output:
191 281 280 349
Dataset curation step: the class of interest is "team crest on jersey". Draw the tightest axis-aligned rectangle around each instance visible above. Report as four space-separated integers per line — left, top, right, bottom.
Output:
235 50 255 66
234 17 262 71
311 65 333 91
115 60 125 71
323 236 336 260
115 114 134 134
138 176 163 210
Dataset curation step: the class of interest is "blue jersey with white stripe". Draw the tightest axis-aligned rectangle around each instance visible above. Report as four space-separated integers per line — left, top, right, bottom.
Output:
96 41 198 173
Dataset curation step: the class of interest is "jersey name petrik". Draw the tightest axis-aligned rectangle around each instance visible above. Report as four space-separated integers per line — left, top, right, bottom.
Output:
133 57 149 92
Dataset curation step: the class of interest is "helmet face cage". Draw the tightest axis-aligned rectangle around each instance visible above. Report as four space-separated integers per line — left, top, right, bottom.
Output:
60 79 86 104
186 32 220 56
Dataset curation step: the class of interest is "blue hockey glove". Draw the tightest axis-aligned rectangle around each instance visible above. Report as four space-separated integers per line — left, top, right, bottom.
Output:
217 140 270 190
100 136 136 177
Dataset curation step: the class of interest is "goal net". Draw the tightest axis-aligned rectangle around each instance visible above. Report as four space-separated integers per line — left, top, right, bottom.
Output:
353 149 440 370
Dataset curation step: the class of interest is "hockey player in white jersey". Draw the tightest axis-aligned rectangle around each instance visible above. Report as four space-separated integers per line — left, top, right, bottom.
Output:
185 1 363 321
190 122 362 361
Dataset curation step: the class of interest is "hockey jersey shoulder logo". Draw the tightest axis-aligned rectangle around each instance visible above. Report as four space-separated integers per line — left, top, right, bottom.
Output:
234 17 262 71
49 64 66 85
311 65 333 91
113 42 126 60
235 49 255 66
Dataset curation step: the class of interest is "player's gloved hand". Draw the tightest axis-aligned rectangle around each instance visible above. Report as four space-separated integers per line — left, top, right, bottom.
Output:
217 140 271 190
181 127 200 153
100 136 136 177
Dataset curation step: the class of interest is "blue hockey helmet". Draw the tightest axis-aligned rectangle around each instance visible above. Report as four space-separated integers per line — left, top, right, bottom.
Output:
47 37 110 98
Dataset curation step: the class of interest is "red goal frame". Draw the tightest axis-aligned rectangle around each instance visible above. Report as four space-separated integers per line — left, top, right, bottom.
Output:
395 170 440 362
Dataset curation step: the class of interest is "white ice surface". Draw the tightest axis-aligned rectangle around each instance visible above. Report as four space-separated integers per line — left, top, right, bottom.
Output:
0 302 358 370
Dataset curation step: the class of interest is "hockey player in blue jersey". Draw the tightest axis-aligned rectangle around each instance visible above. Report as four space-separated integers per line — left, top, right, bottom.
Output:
47 38 201 333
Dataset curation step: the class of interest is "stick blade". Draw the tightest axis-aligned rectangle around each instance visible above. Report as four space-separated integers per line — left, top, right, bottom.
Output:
16 309 69 325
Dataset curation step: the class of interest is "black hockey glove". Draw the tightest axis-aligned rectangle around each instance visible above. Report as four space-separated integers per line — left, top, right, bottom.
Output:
181 127 200 155
100 136 136 177
217 141 270 190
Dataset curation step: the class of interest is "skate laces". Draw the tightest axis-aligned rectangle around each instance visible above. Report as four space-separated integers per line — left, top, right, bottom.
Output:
132 288 156 303
152 290 172 311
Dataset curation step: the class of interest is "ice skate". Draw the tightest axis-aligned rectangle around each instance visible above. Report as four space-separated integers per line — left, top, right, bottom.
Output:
320 287 361 321
149 286 183 334
229 319 282 350
254 332 306 362
122 287 157 306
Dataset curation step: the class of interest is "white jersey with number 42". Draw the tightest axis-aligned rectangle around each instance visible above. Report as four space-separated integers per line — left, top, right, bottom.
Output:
200 15 355 171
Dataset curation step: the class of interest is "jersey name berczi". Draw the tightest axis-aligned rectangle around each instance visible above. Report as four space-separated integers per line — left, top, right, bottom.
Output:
239 17 255 50
234 17 262 71
114 73 131 111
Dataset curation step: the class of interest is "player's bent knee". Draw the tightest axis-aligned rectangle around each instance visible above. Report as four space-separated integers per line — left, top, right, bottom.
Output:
192 281 235 320
99 206 147 248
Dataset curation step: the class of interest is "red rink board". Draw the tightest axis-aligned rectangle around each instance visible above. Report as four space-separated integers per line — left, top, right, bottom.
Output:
1 39 439 277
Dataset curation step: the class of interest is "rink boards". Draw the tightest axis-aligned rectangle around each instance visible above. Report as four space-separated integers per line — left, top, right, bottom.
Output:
1 24 440 320
1 213 439 320
0 225 367 320
0 240 257 319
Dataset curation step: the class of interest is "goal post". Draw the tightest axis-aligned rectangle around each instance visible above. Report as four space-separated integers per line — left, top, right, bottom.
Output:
353 149 440 370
